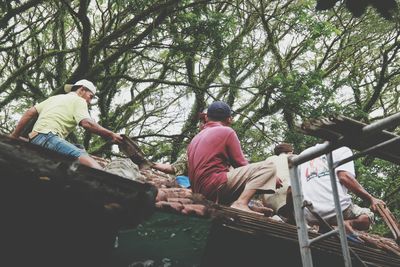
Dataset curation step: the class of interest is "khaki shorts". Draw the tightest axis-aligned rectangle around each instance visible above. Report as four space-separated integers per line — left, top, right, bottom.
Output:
326 203 375 225
217 159 277 205
262 154 291 212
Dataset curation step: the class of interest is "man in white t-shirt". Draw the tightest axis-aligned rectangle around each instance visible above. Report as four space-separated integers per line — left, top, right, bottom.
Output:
299 143 385 232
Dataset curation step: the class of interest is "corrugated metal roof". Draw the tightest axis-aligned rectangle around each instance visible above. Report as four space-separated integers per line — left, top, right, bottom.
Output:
141 168 400 266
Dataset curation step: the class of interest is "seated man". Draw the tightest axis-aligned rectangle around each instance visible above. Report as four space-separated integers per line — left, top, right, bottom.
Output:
151 153 191 188
150 110 209 188
187 101 281 213
262 143 294 220
273 143 294 156
299 143 385 232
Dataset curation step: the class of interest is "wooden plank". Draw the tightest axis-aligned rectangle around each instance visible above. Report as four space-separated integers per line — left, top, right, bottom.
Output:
377 204 400 244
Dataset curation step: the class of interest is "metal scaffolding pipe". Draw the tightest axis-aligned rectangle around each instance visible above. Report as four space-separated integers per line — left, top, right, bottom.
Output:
362 112 400 136
290 139 344 166
308 229 339 245
333 136 400 169
327 152 352 267
287 114 400 267
289 165 314 267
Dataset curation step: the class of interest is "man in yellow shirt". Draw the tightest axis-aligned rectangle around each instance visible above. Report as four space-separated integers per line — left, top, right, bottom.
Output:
10 79 122 169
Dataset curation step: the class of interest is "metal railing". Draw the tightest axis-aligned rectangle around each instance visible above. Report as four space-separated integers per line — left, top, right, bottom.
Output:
289 112 400 267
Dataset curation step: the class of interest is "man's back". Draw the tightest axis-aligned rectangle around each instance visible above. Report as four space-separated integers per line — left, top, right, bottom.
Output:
187 121 247 201
186 101 279 213
299 144 353 220
33 93 90 138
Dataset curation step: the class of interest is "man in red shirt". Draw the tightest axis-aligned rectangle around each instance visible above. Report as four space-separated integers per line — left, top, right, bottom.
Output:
187 101 279 213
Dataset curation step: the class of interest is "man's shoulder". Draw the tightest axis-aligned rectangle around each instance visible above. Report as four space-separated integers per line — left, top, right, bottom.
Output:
332 146 353 163
208 124 235 133
333 146 352 156
202 125 236 141
43 93 79 102
335 146 352 153
65 92 83 100
36 94 64 107
219 125 234 132
190 124 235 145
63 93 88 107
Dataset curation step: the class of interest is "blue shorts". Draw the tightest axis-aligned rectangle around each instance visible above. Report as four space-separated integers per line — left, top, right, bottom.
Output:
30 132 87 158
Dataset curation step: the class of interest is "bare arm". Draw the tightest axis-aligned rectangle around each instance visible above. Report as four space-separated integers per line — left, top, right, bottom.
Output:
10 107 38 139
79 118 123 144
337 170 385 212
151 163 176 174
226 131 248 167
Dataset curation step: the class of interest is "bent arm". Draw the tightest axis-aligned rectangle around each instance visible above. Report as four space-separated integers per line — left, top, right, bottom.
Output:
10 107 38 138
79 118 122 143
337 170 385 212
226 132 248 167
152 163 176 174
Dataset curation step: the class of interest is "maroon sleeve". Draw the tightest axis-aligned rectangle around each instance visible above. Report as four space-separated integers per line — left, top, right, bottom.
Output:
226 131 248 167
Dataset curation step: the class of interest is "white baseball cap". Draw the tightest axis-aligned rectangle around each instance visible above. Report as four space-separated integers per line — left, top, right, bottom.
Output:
64 79 97 95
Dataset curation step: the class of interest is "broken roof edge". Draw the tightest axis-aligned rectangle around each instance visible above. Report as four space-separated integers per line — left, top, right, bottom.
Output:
0 134 158 229
296 114 400 164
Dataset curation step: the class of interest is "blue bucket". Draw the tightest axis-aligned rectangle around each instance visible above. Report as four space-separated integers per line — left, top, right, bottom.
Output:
176 175 191 188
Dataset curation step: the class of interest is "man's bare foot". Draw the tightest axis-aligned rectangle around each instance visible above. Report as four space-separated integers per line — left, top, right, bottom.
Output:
230 201 263 215
249 205 274 216
248 199 274 216
332 220 355 234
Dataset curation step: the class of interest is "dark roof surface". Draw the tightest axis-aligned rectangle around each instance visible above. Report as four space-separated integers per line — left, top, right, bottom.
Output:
142 167 400 266
0 134 157 266
2 132 400 266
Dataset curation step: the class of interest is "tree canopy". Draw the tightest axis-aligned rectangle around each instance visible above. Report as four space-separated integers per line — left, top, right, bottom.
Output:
1 0 400 233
